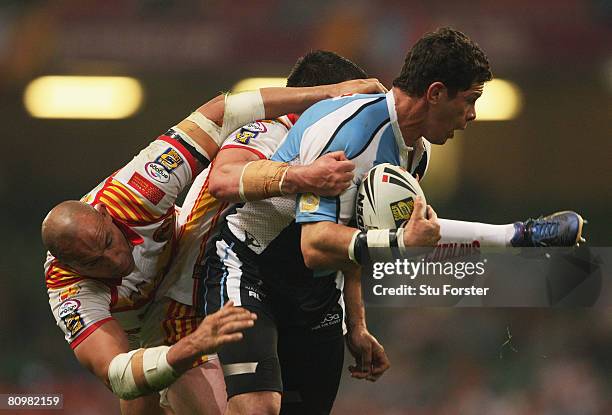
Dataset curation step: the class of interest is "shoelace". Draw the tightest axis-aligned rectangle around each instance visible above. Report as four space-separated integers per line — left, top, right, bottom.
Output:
527 218 560 246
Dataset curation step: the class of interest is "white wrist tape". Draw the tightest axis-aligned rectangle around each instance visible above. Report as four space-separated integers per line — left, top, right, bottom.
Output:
221 90 265 141
366 229 392 248
108 346 178 400
396 226 407 254
348 229 361 265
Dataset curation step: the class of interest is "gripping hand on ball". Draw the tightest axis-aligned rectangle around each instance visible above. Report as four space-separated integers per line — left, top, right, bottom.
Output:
402 196 441 247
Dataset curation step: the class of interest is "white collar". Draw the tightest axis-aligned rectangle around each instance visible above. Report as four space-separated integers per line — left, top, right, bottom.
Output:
386 90 413 167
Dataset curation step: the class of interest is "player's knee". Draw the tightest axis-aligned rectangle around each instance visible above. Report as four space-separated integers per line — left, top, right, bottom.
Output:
227 391 281 415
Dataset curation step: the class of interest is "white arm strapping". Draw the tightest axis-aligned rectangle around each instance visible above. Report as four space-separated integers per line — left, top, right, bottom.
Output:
348 229 361 265
180 111 222 149
221 90 265 141
108 346 179 400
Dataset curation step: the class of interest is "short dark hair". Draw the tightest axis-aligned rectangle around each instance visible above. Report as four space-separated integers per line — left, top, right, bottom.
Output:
286 50 368 87
393 27 492 97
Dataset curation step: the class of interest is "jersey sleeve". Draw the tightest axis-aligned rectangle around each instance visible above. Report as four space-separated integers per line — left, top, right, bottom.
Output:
219 119 290 160
293 99 389 224
97 134 203 225
48 279 114 349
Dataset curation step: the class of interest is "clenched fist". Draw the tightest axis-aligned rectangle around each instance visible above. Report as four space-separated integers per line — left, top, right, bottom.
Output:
289 151 355 197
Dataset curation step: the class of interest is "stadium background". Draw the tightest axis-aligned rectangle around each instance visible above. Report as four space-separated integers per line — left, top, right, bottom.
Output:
0 0 610 413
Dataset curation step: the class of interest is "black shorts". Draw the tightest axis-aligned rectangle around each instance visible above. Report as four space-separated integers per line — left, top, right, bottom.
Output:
199 233 345 414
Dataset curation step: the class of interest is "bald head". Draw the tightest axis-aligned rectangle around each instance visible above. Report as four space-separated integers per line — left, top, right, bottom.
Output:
42 200 136 278
42 200 101 262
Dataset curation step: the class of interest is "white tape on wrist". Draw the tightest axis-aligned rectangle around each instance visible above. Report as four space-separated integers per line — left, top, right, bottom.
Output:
396 226 406 254
108 346 178 400
366 229 392 248
221 90 265 140
348 229 361 265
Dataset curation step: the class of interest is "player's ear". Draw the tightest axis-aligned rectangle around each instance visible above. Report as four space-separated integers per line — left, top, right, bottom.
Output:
426 82 446 104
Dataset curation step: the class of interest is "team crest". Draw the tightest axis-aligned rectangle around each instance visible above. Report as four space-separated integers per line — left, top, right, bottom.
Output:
389 197 414 228
155 148 183 172
234 122 267 145
299 193 320 213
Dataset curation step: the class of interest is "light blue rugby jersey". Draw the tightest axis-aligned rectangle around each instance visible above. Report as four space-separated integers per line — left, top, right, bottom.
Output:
272 90 430 226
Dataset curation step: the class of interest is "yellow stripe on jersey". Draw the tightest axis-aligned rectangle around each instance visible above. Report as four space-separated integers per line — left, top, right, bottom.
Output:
96 179 159 225
46 261 82 289
183 192 222 233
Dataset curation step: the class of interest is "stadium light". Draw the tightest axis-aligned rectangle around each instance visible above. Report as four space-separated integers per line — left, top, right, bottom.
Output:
24 76 143 119
475 78 523 121
232 77 287 93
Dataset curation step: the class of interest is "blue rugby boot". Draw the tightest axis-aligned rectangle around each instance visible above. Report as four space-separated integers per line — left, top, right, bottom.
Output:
511 211 586 247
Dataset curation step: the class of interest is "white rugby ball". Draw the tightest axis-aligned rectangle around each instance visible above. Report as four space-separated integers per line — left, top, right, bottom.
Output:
355 163 425 230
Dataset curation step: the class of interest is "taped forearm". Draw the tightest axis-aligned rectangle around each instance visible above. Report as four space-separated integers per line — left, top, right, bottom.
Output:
107 346 179 400
173 90 265 158
238 160 289 202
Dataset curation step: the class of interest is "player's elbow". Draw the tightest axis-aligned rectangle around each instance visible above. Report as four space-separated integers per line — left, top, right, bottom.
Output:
301 239 328 270
302 246 323 270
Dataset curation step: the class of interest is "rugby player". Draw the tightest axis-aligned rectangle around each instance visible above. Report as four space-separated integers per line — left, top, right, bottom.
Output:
162 51 391 413
42 79 386 414
201 27 585 415
159 50 390 414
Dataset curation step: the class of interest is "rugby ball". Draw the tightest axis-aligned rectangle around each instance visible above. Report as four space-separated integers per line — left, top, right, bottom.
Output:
355 163 425 230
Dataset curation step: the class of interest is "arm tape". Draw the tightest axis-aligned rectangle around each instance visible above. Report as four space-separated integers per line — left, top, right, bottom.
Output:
221 90 265 141
108 346 179 400
349 228 405 265
238 160 289 202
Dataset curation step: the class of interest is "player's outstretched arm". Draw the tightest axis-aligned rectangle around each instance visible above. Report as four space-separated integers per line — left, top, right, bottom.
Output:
301 197 440 270
165 301 257 373
343 267 390 382
209 149 355 202
72 320 165 414
173 79 387 162
74 303 255 400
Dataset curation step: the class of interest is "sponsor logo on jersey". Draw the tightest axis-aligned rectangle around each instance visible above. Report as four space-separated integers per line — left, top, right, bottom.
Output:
248 290 262 301
59 285 80 301
242 121 267 133
312 312 342 330
128 172 166 205
243 230 261 248
63 312 85 337
156 148 183 172
58 299 81 318
299 193 320 213
390 197 414 228
234 121 267 144
145 162 171 183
